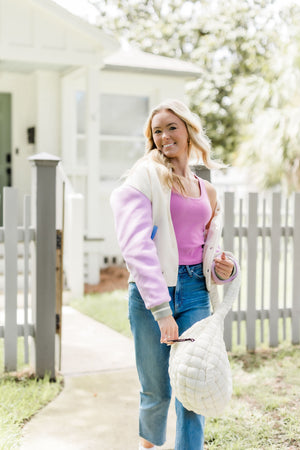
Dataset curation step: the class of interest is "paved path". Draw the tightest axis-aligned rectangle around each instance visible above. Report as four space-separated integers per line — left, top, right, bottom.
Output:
20 306 176 450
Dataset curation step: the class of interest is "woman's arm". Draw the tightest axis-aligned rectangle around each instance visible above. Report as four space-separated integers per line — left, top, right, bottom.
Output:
111 185 179 341
204 180 237 282
110 185 172 319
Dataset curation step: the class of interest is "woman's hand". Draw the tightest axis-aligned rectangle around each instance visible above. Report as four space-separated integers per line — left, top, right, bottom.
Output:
157 315 178 344
214 252 234 280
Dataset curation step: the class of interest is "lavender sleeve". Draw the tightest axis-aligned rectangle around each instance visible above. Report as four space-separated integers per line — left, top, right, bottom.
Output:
110 185 172 320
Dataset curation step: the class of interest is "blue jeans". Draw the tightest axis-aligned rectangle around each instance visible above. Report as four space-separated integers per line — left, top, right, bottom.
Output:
128 263 210 450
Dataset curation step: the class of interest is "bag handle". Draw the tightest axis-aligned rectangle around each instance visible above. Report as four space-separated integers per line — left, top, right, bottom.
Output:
213 266 241 320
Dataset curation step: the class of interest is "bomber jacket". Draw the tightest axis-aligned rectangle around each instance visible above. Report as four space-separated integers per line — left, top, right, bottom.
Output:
110 155 238 320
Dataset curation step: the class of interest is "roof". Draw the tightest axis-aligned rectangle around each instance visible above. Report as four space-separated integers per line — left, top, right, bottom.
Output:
0 0 119 72
103 48 202 78
36 0 118 52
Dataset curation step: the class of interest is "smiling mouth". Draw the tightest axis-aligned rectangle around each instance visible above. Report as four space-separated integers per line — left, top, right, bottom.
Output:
163 143 174 149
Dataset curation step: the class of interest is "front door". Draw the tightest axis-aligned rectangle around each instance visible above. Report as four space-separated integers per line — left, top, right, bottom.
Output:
0 93 12 225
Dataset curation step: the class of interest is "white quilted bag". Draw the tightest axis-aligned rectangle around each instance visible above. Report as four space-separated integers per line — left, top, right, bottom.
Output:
169 270 241 417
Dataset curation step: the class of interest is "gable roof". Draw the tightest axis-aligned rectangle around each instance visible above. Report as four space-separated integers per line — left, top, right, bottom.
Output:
0 0 119 72
103 47 202 78
33 0 117 50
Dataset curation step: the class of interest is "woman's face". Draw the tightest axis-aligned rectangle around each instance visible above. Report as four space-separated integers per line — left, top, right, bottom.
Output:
151 109 189 161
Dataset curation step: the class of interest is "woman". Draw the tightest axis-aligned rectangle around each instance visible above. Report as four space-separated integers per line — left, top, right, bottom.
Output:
110 99 238 450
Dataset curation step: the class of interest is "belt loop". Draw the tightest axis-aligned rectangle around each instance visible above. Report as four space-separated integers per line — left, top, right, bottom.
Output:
186 265 193 277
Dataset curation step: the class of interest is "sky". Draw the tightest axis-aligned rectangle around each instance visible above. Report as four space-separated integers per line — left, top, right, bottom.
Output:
52 0 99 23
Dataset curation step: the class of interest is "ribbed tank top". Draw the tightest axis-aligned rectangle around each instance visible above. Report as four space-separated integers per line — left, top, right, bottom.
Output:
170 177 212 265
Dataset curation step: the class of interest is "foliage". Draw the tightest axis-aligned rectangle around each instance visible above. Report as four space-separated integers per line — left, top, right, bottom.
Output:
90 0 300 189
234 5 300 193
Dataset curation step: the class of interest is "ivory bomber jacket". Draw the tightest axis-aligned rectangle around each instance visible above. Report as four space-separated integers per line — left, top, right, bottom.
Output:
110 155 238 320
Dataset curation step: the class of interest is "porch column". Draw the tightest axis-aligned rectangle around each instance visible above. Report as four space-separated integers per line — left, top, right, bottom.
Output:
86 66 101 284
35 71 60 156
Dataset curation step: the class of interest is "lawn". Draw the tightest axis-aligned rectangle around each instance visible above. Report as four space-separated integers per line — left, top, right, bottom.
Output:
71 290 300 450
206 345 300 449
0 339 63 450
71 289 131 337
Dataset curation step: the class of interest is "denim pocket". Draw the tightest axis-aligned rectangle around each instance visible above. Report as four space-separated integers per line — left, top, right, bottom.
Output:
177 265 210 311
190 269 205 281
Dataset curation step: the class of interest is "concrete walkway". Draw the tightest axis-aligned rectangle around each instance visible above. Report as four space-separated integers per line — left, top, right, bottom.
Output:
20 306 176 450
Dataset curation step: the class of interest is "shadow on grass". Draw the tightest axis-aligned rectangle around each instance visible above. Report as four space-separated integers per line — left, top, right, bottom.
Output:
229 343 300 371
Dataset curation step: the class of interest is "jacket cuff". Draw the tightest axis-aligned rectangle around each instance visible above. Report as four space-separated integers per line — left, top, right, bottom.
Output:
211 256 239 285
151 302 172 321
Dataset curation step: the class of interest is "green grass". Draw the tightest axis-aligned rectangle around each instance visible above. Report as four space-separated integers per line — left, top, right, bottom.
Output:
205 345 300 449
71 289 131 337
0 339 63 450
71 290 300 449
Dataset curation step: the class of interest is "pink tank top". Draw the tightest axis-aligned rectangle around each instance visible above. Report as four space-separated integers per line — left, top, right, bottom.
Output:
170 177 212 265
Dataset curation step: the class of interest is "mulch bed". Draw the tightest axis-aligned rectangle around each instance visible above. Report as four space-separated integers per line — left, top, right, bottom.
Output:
84 266 129 294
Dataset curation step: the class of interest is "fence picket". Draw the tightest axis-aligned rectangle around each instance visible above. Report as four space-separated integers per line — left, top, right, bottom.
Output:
4 188 18 372
247 193 258 351
23 195 31 364
283 198 289 341
292 192 300 344
269 193 281 347
223 192 235 350
237 198 243 345
260 198 267 342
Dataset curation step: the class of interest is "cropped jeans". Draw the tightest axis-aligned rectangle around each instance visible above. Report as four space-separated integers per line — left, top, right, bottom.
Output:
128 263 211 450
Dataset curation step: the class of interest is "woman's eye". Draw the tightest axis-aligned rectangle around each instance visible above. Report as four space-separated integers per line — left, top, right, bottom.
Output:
169 126 176 130
154 130 161 134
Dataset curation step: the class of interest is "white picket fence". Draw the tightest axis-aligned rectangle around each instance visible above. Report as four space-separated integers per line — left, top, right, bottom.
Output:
222 191 300 351
0 164 299 374
0 191 34 368
0 153 84 377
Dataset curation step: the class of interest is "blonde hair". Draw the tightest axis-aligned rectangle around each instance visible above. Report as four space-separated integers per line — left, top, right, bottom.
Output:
143 99 222 192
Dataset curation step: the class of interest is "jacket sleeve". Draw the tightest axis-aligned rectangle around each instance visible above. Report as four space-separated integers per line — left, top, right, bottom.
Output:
110 185 172 320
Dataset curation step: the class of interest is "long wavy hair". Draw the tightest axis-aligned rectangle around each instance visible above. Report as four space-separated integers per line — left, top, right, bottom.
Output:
142 99 222 192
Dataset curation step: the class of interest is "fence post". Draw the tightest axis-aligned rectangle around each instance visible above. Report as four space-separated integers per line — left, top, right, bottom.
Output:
292 192 300 344
29 153 60 379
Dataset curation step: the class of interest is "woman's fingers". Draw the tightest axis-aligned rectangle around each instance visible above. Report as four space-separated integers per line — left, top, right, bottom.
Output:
214 254 234 279
157 315 178 343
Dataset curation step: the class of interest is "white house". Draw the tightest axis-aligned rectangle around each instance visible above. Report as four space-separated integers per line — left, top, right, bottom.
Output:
0 0 201 287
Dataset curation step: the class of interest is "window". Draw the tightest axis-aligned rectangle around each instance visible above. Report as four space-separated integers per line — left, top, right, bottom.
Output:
75 92 149 180
100 94 148 136
99 94 149 181
99 139 145 181
76 91 86 165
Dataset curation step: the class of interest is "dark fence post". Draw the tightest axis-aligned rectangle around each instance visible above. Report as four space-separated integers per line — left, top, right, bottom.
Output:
29 153 60 379
190 164 211 182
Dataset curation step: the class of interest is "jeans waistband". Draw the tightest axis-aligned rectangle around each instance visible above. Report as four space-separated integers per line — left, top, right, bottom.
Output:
178 262 203 274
